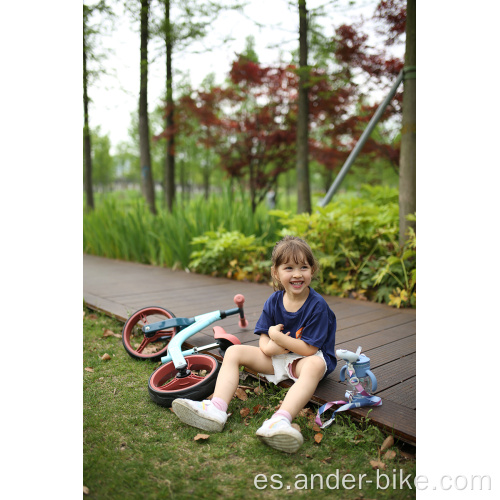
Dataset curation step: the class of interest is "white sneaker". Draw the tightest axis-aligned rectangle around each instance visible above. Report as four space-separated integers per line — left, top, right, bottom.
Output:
256 416 304 453
171 399 227 432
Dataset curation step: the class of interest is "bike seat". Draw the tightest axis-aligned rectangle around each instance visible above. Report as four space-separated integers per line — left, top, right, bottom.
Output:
213 326 241 346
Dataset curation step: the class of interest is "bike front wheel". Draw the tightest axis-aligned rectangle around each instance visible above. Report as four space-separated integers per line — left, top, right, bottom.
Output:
122 306 178 361
148 354 220 407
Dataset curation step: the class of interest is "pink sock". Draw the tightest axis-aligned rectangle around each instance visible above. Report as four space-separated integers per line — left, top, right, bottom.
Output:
273 409 292 423
211 397 228 413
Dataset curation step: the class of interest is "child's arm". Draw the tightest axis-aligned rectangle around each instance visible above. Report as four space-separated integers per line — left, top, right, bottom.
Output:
268 324 318 357
259 333 290 356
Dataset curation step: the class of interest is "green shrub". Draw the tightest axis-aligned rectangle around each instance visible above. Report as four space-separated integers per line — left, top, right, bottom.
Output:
189 229 271 282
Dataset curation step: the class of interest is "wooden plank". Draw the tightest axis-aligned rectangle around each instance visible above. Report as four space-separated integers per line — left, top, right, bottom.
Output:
336 323 415 354
371 353 416 392
377 377 416 410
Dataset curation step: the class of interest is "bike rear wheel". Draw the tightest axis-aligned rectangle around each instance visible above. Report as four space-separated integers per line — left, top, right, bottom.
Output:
122 306 177 361
148 354 220 407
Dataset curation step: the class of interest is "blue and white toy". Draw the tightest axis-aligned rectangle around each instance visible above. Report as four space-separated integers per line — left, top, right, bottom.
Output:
315 346 382 429
338 347 378 398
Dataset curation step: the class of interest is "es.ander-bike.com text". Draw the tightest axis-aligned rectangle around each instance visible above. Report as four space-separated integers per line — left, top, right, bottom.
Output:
253 471 492 492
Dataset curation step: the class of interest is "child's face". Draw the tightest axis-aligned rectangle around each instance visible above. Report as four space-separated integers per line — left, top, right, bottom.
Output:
274 256 313 297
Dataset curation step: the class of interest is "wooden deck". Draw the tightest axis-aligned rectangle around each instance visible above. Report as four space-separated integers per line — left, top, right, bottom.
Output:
83 254 416 445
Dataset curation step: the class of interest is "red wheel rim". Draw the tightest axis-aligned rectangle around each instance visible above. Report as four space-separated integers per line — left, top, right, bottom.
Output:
123 307 176 358
150 355 218 393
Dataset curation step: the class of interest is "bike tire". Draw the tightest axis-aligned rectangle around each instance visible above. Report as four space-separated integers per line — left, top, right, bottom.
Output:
148 354 220 407
122 306 178 361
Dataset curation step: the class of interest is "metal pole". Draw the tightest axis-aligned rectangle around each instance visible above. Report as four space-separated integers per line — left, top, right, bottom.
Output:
318 70 404 207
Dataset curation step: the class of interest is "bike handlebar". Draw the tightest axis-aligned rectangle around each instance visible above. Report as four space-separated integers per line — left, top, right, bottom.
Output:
234 294 248 328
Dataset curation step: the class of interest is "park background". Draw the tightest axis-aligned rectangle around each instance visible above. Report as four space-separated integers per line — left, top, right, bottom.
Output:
83 0 416 309
1 0 500 498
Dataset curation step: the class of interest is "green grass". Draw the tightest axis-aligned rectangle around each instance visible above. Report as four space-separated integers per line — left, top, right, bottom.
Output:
84 308 416 499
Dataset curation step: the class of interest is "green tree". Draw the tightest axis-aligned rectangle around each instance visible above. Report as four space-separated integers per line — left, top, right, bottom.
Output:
91 128 115 190
139 0 157 214
153 0 244 212
399 0 416 244
83 0 114 210
296 0 312 214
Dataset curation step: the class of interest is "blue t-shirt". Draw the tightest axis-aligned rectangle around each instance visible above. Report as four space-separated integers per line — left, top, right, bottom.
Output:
254 288 337 376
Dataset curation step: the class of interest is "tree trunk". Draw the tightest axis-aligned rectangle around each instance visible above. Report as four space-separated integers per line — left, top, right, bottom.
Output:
399 0 416 245
296 0 311 214
164 0 175 212
139 0 157 215
83 27 94 211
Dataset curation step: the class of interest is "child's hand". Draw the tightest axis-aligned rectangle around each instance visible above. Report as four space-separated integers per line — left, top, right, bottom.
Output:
268 324 284 338
268 324 291 344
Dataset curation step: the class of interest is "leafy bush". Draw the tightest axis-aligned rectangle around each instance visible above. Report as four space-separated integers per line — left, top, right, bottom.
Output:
189 230 271 282
188 186 416 308
270 186 415 307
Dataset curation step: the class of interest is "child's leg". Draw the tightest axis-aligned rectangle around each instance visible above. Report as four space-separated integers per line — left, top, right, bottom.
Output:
172 345 274 433
212 344 274 404
278 355 326 419
255 355 325 453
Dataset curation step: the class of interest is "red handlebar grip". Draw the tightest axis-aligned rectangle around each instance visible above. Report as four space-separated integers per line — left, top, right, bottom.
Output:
234 294 248 328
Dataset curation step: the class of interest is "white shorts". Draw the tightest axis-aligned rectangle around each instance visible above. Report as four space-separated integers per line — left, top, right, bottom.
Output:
259 350 327 385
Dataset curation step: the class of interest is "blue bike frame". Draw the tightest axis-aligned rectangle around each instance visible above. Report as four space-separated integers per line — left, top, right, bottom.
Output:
141 304 245 371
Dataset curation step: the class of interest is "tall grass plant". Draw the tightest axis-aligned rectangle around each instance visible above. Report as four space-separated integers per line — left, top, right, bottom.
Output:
84 188 280 269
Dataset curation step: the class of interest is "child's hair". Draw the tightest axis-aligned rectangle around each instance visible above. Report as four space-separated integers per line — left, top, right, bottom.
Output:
271 236 319 291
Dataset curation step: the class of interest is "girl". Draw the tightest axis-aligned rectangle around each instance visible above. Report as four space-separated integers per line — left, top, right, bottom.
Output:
172 236 337 453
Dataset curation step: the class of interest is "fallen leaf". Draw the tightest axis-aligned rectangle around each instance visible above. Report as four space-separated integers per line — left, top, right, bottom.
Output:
254 386 264 395
84 367 94 373
370 459 386 470
291 423 301 432
240 408 250 417
194 434 210 441
314 433 323 444
312 424 321 432
88 314 98 320
103 329 121 338
400 450 415 460
252 404 264 414
83 486 90 495
101 353 111 361
380 435 394 452
234 388 248 401
321 457 333 464
298 408 314 418
384 450 397 460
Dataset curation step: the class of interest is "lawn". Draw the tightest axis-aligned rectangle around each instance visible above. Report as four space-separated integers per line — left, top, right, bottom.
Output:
83 307 416 499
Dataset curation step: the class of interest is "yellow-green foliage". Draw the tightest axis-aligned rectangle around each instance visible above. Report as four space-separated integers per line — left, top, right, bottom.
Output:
189 186 416 308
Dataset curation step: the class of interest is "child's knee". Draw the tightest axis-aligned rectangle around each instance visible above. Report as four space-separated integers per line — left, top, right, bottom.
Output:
300 354 326 378
223 344 247 364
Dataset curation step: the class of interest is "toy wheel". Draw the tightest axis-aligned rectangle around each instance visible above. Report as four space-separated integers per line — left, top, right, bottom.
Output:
148 354 220 407
122 306 178 361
